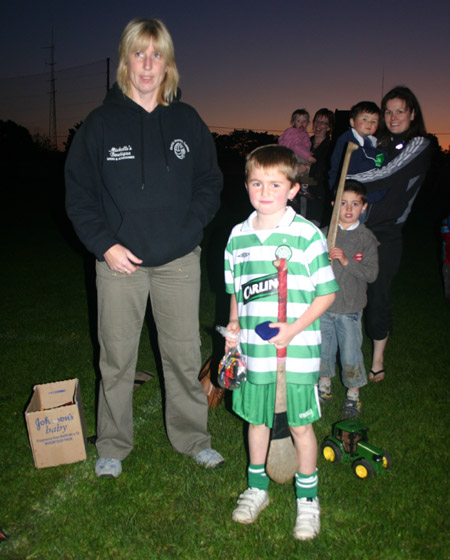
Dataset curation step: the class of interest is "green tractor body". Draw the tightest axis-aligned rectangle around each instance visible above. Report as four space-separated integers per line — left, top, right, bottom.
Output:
322 419 391 479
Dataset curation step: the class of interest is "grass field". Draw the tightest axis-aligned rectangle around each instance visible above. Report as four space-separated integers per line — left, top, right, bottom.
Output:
0 180 449 559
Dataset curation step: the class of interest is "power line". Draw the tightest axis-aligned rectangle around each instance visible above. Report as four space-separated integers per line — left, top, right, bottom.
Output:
44 31 57 150
1 61 449 148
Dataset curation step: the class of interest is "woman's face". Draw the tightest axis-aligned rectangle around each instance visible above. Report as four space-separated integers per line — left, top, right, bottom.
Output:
313 116 330 137
384 98 415 135
127 38 167 108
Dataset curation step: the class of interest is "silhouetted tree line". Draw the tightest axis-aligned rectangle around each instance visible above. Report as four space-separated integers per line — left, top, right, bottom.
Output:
4 117 449 162
213 129 278 157
1 119 77 159
1 120 449 216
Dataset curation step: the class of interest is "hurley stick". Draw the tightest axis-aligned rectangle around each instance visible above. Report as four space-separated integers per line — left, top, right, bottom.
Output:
265 258 299 484
327 141 359 252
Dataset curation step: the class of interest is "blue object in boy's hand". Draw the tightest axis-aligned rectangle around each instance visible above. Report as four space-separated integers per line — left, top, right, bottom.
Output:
255 321 279 341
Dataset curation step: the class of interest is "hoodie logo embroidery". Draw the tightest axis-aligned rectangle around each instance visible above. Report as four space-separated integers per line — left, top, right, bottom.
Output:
107 145 135 161
170 139 190 160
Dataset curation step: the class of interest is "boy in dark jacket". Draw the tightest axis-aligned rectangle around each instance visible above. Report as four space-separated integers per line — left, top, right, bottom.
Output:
328 101 385 191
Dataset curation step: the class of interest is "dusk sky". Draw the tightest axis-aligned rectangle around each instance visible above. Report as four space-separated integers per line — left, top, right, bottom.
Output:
1 0 449 148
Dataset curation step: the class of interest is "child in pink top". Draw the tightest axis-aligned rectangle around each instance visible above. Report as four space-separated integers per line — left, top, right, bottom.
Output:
278 109 317 166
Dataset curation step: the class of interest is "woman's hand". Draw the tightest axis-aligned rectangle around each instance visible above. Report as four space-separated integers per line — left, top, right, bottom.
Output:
297 162 309 175
104 244 143 274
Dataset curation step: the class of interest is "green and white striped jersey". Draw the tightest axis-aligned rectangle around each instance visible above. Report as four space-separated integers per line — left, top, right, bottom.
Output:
225 207 339 385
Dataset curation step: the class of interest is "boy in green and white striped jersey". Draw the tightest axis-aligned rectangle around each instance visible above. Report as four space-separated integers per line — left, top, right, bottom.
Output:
224 145 338 540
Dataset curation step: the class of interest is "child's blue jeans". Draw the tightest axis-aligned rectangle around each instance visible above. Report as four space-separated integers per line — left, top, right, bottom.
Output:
319 311 367 389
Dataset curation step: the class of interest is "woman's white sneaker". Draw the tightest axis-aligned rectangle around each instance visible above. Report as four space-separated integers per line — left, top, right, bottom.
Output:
95 458 122 478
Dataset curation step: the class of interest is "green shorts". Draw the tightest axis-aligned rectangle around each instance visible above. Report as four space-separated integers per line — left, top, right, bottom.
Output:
232 381 321 427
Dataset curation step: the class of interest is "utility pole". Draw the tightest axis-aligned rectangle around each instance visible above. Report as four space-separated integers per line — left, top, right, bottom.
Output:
46 30 57 149
106 57 110 91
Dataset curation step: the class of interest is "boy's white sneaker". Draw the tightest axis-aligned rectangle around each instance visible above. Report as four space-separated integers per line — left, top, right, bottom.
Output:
293 497 321 540
232 487 269 524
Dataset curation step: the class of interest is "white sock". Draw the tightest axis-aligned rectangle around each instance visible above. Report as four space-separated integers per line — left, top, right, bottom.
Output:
347 389 359 401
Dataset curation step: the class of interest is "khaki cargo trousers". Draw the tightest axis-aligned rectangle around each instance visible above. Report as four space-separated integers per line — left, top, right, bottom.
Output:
95 248 211 461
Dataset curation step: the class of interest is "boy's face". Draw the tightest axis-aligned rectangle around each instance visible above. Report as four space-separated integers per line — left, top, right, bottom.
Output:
338 191 368 229
293 114 309 130
246 165 299 225
350 112 379 137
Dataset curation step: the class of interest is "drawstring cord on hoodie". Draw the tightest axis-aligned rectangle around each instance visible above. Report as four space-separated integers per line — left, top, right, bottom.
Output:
140 112 145 190
158 110 170 173
140 108 170 190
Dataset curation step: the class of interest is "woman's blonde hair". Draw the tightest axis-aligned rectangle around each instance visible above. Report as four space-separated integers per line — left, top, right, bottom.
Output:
117 18 179 105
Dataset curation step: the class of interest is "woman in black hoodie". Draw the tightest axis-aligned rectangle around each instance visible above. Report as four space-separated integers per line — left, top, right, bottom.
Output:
348 86 431 382
65 18 223 477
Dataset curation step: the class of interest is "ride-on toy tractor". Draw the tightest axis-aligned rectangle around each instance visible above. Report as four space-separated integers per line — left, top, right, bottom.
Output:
321 419 392 479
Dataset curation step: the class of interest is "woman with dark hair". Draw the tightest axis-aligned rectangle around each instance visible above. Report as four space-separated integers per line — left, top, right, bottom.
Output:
348 86 431 382
65 18 224 477
376 86 427 150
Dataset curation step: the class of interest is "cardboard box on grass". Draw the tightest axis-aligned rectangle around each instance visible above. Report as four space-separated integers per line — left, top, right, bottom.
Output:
25 378 87 469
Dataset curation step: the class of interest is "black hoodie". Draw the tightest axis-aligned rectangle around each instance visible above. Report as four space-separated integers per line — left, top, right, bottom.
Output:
65 83 223 266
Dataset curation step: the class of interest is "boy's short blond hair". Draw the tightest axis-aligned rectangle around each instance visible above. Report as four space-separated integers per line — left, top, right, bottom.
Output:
245 145 299 186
